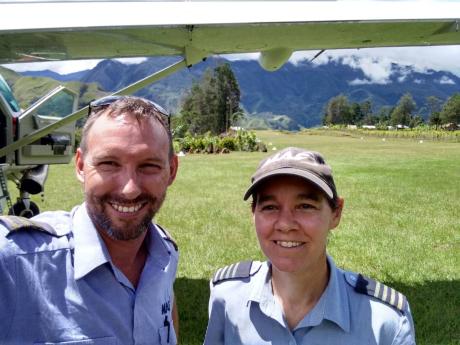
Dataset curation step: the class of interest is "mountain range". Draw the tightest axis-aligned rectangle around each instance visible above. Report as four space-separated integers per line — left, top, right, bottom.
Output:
16 57 460 129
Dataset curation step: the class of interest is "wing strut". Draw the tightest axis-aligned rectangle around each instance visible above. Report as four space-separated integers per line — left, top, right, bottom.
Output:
0 58 188 159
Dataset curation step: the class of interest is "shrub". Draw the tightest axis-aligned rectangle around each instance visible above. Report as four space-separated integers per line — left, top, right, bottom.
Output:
174 129 266 153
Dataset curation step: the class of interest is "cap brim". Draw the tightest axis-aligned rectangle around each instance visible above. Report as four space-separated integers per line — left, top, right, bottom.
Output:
243 168 334 201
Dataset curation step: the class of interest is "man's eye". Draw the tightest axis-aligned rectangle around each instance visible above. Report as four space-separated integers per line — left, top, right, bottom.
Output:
98 161 119 169
139 164 162 173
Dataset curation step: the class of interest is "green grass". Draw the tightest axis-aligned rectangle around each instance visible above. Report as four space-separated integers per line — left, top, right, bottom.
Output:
9 130 460 345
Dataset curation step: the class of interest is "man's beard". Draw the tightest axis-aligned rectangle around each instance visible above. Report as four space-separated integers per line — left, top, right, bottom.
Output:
86 193 166 241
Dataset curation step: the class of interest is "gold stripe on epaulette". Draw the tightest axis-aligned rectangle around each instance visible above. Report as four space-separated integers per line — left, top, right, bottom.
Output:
397 292 404 310
214 267 224 281
390 288 396 305
228 262 238 277
0 216 28 230
382 284 388 302
374 281 381 299
222 265 231 280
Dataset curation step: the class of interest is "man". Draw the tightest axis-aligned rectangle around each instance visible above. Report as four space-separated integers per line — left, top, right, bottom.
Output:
204 147 416 345
0 96 179 344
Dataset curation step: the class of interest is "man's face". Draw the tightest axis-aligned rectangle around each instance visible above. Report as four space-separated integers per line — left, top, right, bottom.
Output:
253 175 343 274
75 113 178 241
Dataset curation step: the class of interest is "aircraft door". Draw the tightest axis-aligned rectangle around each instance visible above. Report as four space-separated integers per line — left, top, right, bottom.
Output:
16 86 78 165
0 74 20 164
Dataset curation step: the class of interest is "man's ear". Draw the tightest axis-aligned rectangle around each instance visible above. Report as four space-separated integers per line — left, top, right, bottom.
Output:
168 154 179 186
75 148 85 183
330 197 344 230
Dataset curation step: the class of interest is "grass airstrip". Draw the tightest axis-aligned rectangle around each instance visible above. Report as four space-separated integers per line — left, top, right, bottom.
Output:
11 130 460 345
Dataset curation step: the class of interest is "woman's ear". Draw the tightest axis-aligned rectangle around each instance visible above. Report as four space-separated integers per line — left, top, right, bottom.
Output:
330 197 344 230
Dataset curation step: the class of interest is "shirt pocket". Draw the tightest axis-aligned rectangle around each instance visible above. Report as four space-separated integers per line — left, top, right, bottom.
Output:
34 337 117 345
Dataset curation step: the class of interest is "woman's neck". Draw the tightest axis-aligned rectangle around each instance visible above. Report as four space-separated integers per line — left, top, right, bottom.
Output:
271 258 330 330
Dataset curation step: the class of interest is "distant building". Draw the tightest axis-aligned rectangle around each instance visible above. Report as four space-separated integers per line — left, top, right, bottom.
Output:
362 125 376 130
441 123 459 131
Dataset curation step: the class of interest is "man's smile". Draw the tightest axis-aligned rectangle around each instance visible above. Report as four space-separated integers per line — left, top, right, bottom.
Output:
109 201 147 214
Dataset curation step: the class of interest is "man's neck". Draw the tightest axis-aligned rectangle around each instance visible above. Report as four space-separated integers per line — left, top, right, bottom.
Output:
99 230 149 288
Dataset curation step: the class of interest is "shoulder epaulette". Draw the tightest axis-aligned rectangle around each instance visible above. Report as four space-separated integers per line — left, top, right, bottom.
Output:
346 273 407 313
0 215 58 236
212 260 261 285
156 224 178 252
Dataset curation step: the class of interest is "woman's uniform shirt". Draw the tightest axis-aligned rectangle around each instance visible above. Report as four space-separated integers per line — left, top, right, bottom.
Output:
204 256 415 345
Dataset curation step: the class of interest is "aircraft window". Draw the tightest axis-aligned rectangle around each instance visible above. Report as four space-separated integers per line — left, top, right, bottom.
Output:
34 91 74 118
0 75 20 113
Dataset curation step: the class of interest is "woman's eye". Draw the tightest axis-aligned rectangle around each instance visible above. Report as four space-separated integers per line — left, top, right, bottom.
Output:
260 204 277 211
298 203 314 210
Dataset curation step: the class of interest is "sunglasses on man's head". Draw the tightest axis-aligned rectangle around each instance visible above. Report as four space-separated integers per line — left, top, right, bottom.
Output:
88 95 170 128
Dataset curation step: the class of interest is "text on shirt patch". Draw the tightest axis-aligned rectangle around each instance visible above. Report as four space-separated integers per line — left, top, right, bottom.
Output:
161 300 171 315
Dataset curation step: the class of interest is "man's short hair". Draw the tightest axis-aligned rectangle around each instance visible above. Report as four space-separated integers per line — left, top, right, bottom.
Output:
80 96 173 158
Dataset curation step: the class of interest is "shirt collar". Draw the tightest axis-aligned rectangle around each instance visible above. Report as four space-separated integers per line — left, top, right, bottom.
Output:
72 203 171 280
296 255 351 332
249 262 287 325
73 203 112 280
145 223 170 270
247 256 351 332
323 255 351 332
248 261 271 304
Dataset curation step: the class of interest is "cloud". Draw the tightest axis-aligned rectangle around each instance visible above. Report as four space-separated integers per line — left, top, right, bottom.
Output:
223 53 259 61
348 78 373 85
437 76 455 85
291 45 460 84
2 59 101 74
2 57 147 75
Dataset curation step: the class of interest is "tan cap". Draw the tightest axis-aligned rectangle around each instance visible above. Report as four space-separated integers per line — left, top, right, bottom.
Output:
243 147 337 201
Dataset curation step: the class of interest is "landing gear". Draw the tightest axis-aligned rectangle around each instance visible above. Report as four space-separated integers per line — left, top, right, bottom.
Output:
3 165 48 217
8 199 40 218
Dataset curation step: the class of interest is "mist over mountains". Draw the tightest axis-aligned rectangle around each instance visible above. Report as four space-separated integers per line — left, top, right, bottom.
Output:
21 56 460 129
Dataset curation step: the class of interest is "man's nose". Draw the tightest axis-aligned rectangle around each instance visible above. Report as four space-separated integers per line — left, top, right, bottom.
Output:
119 169 142 199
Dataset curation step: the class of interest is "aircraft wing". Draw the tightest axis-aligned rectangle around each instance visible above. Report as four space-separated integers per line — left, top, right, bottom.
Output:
1 1 460 70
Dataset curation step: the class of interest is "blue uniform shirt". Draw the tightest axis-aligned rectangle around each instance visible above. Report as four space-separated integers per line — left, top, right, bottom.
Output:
204 256 416 345
0 204 178 345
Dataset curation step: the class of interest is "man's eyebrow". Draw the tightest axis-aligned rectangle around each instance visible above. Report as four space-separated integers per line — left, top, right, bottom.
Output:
91 154 118 161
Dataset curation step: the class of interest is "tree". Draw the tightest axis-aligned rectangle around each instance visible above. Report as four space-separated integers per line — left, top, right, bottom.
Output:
426 96 443 129
350 103 363 125
391 93 416 126
376 106 392 127
349 100 373 125
440 93 460 125
214 64 241 133
323 94 351 125
179 63 241 135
